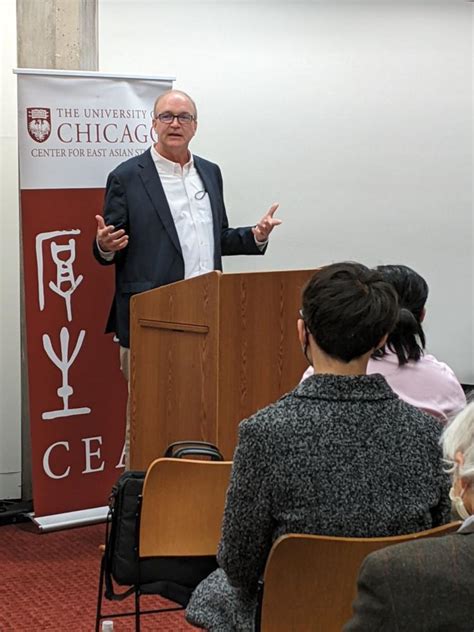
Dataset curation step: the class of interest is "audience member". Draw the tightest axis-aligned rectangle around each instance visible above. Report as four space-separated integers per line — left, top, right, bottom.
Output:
186 262 450 632
344 401 474 631
302 264 466 420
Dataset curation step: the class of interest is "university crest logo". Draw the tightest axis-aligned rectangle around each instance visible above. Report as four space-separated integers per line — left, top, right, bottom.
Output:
27 108 52 143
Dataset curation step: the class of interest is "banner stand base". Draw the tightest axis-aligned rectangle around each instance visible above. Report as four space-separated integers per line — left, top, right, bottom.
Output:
27 505 108 532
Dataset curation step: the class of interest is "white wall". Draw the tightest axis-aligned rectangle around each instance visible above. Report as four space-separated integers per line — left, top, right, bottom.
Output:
99 0 472 382
0 0 22 497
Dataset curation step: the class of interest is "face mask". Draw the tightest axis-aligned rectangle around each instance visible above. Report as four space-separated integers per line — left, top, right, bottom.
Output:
449 486 471 521
301 327 312 367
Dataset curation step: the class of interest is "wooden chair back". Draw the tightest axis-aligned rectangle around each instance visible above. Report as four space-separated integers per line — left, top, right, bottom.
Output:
139 458 232 557
260 522 461 632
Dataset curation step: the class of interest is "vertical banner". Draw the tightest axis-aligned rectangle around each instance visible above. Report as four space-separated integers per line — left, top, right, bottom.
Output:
16 70 174 519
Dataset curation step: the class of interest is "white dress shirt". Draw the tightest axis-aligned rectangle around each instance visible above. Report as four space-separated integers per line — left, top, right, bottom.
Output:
97 147 215 276
150 145 215 279
97 146 266 265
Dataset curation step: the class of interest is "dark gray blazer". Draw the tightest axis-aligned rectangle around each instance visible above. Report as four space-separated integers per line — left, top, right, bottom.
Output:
93 148 264 347
344 520 474 632
186 374 451 631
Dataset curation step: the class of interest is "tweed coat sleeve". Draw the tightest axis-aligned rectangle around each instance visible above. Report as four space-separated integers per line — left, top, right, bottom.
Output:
343 552 393 632
217 416 274 594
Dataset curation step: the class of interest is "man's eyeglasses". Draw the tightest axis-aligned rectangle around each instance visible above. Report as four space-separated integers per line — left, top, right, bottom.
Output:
156 112 196 125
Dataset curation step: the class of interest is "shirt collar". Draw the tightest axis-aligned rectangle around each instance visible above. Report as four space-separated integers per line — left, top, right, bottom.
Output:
150 144 194 176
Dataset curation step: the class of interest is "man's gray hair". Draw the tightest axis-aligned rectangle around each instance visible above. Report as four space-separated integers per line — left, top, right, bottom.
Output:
442 401 474 482
153 90 198 119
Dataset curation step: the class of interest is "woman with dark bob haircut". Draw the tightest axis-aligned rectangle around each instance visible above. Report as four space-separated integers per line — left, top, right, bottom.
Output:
187 262 450 632
302 264 465 421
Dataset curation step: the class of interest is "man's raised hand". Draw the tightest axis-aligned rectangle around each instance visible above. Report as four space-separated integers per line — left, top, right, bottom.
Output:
252 203 282 243
95 215 129 252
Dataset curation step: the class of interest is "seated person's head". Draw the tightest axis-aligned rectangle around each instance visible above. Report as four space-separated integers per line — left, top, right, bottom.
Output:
442 402 474 519
299 262 398 373
373 264 428 365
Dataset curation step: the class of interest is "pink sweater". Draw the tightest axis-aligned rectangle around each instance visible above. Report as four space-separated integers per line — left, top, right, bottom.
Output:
301 351 466 422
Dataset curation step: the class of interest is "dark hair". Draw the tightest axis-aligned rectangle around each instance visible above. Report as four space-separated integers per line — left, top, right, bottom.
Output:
301 262 399 363
372 265 428 365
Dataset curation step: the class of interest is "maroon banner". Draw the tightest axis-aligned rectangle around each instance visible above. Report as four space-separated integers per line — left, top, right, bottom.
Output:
21 189 127 515
16 71 173 519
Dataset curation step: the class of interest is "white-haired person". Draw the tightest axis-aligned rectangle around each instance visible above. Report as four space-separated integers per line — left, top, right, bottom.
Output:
302 264 466 421
344 401 474 632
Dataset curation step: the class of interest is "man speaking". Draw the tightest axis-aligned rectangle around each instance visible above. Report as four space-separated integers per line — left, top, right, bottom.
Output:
93 89 281 463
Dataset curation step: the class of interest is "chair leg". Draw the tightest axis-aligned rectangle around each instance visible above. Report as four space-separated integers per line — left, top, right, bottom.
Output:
135 586 141 632
95 556 106 632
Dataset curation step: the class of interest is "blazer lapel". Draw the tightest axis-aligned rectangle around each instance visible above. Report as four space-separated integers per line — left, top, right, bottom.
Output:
137 149 182 255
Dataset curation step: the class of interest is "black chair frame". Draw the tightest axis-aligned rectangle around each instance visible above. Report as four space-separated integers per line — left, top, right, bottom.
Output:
95 495 183 632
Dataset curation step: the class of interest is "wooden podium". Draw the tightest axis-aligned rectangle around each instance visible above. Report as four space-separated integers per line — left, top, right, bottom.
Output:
129 269 314 469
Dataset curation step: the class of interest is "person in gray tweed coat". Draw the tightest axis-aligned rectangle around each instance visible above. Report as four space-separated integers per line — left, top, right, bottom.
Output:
344 402 474 632
186 262 451 632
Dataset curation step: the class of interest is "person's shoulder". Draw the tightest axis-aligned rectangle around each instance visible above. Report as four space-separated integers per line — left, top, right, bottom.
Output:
238 390 299 436
397 398 440 425
110 148 151 177
388 396 444 444
419 353 459 378
407 401 444 429
193 154 220 172
417 354 466 409
365 531 460 572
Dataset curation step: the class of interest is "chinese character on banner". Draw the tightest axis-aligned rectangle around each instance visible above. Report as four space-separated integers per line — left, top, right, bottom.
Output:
35 228 92 420
36 230 83 322
42 327 91 420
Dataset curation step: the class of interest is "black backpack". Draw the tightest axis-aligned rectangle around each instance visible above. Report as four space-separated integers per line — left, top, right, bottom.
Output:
102 441 224 606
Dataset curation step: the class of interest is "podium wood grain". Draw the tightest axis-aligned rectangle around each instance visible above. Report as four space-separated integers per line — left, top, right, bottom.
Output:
130 270 315 469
